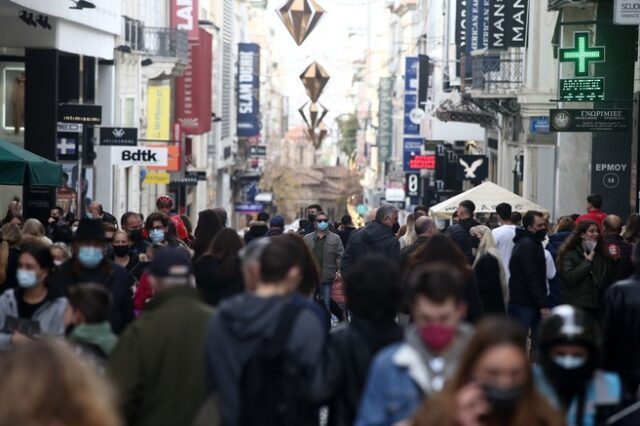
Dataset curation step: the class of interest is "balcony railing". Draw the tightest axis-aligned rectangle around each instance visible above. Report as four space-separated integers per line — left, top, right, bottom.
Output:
548 0 597 11
471 50 524 97
144 27 189 64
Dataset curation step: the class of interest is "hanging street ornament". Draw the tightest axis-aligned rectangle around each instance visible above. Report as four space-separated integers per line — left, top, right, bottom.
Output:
300 62 330 103
276 0 325 46
306 122 328 149
298 101 328 129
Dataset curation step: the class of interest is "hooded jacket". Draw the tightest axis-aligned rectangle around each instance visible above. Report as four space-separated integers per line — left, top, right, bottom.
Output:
204 293 328 426
0 287 67 351
340 221 400 275
508 227 550 308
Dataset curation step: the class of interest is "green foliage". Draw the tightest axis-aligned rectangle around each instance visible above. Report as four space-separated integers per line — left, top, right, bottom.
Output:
338 113 359 157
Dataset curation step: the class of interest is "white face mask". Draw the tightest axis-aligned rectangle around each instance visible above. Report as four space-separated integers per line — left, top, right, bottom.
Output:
583 240 597 253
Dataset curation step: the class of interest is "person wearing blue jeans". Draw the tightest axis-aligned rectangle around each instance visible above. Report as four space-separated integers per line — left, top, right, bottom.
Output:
303 211 344 313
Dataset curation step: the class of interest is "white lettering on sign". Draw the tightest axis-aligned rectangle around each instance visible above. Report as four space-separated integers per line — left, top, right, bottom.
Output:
595 164 628 172
175 0 194 31
111 147 168 166
238 51 254 114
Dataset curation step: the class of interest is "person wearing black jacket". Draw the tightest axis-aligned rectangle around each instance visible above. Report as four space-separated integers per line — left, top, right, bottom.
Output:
507 210 550 344
336 215 356 248
603 243 640 396
46 206 72 244
340 204 400 276
49 219 133 334
444 200 479 264
325 255 403 426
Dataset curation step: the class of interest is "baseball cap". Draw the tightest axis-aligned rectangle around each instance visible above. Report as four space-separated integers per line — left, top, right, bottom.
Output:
150 248 192 278
269 215 285 228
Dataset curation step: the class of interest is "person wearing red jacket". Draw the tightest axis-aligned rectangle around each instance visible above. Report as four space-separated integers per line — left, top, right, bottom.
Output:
155 195 190 244
576 194 607 228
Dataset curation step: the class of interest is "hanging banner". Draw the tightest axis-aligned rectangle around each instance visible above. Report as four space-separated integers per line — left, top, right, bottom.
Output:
170 0 199 41
237 43 261 138
176 28 212 135
144 171 171 185
488 0 528 48
455 0 468 56
403 138 423 172
404 57 420 136
467 0 489 51
146 85 171 140
377 77 393 161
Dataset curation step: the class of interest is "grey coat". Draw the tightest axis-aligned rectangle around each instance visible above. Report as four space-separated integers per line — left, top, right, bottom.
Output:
304 231 344 282
0 289 67 351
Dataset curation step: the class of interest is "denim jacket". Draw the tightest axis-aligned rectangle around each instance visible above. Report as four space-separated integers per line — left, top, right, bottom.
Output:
534 366 621 426
355 325 472 426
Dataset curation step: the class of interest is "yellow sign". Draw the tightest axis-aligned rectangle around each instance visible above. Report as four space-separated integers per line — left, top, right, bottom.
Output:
144 171 170 185
146 85 171 140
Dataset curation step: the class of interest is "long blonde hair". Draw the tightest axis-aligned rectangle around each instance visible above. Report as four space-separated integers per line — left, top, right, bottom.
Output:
0 223 21 285
471 225 508 304
0 339 122 426
399 213 418 247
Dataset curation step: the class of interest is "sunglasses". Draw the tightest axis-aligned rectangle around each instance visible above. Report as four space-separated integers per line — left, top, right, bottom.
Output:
316 219 328 223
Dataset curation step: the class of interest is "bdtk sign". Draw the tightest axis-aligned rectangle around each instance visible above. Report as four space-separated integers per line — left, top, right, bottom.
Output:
111 147 168 166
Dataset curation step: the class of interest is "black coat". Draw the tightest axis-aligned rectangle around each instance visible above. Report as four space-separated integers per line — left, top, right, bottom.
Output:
326 318 403 426
50 259 134 334
398 235 430 271
473 254 506 315
340 221 400 275
193 256 244 306
445 218 479 264
603 274 640 395
336 226 355 248
508 228 549 309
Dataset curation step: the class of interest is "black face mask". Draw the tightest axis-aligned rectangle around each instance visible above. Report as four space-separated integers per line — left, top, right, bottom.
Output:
391 222 400 234
129 229 144 242
481 384 525 413
534 229 547 241
113 245 130 258
307 214 316 223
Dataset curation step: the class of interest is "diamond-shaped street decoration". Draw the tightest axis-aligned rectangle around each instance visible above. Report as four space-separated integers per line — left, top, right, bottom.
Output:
300 62 330 103
276 0 325 46
306 123 328 149
298 101 328 129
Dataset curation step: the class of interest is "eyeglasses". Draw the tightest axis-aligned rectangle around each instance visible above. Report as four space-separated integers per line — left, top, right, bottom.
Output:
316 219 328 223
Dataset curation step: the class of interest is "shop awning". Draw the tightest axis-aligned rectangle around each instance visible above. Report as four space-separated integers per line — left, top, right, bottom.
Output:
0 140 62 187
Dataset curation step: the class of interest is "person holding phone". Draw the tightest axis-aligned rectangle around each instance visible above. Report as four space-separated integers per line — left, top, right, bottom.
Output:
0 242 67 351
414 317 562 426
557 220 615 316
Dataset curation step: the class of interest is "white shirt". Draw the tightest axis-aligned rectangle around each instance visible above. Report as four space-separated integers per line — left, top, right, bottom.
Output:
492 224 516 282
544 249 556 296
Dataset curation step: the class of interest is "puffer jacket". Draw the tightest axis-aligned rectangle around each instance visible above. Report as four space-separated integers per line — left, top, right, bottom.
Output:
340 221 400 275
560 246 614 309
0 287 67 351
508 228 549 308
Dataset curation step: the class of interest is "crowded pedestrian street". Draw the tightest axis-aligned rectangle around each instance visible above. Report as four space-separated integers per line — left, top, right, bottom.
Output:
0 0 639 425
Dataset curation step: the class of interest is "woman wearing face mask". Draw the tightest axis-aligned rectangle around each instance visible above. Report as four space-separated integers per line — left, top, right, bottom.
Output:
557 220 615 316
144 212 183 248
49 219 133 335
0 242 67 351
414 317 562 426
50 242 72 267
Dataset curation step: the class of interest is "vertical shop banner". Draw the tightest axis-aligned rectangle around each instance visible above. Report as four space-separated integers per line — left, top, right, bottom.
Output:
455 0 467 55
176 28 212 135
146 86 171 140
488 0 529 48
237 43 261 138
467 0 489 51
377 77 393 161
403 57 420 136
171 0 199 41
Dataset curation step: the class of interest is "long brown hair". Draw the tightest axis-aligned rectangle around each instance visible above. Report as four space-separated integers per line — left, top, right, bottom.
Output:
0 339 121 426
414 318 562 426
0 223 21 285
278 233 320 298
408 233 471 279
623 213 640 243
557 219 612 268
203 228 243 278
192 209 224 260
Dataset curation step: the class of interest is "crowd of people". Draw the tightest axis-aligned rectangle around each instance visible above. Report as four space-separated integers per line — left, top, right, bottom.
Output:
0 193 638 426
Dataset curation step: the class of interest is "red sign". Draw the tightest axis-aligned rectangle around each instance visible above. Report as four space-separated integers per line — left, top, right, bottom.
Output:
409 154 436 170
171 0 199 41
176 28 212 135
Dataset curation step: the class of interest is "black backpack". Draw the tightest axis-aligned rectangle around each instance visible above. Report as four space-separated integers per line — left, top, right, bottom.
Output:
239 302 304 426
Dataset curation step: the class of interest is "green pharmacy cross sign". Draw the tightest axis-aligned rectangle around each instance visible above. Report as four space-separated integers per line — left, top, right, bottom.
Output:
560 32 605 77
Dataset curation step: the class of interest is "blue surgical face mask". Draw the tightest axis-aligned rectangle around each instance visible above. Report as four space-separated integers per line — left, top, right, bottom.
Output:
78 246 104 269
316 221 329 231
150 229 165 244
553 355 587 370
16 269 38 289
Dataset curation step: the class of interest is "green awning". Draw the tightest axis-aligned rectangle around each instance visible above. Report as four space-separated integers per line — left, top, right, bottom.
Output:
0 140 62 187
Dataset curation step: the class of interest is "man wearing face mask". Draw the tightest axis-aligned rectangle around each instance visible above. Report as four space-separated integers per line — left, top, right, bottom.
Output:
121 212 148 256
144 212 182 248
445 200 480 264
303 211 344 312
303 204 323 235
535 305 622 426
340 204 400 276
50 219 133 334
46 206 72 244
508 210 551 348
356 265 473 426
